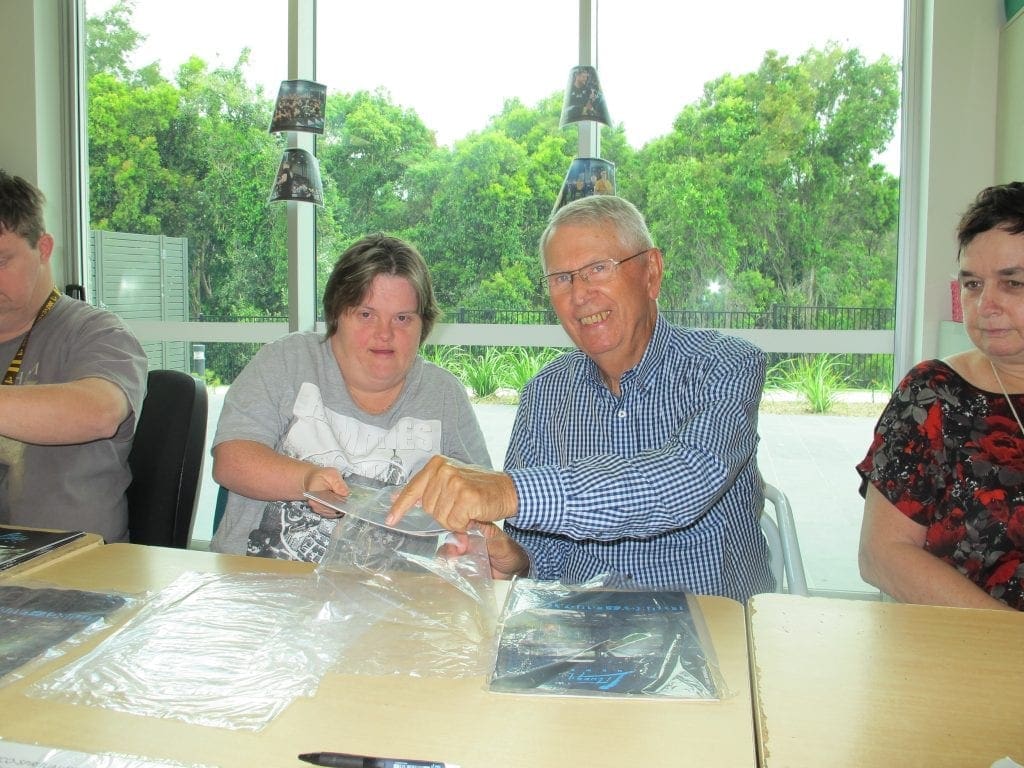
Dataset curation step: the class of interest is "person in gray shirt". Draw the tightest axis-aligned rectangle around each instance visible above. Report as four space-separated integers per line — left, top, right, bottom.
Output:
0 170 147 542
211 234 490 561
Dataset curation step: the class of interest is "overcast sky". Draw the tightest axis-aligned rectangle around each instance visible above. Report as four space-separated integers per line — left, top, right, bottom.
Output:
86 1 904 165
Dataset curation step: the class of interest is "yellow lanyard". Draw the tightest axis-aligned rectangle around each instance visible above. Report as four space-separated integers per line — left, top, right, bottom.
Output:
3 288 61 386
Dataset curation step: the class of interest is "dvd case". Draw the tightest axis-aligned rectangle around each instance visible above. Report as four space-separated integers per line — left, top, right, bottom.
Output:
489 579 724 699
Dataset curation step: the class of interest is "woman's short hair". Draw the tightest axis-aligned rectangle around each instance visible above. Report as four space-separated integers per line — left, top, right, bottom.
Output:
0 170 47 247
957 181 1024 257
323 234 439 343
539 195 654 268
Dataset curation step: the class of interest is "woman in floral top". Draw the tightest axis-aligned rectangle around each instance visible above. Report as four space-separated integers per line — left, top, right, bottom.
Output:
857 182 1024 611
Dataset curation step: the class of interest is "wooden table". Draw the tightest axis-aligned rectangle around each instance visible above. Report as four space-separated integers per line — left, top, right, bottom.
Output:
0 526 103 578
0 543 758 768
747 593 1024 767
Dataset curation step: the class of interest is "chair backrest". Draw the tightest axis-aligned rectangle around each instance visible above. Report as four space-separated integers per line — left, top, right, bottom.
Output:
212 483 229 538
759 513 786 593
760 482 810 596
127 369 208 548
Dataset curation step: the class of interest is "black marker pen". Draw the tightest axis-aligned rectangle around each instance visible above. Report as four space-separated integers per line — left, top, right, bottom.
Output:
298 752 458 768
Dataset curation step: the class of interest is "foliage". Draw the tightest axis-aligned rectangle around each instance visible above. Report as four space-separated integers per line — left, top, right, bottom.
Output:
767 354 850 413
502 347 563 393
203 343 262 389
636 45 899 309
421 345 470 379
320 89 436 236
85 0 145 81
83 5 902 388
410 132 535 309
462 347 508 398
460 261 540 315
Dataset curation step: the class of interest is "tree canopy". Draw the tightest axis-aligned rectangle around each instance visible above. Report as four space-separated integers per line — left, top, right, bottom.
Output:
85 2 900 331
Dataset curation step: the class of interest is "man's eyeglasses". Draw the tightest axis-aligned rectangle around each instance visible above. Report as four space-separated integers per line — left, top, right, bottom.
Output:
540 248 651 294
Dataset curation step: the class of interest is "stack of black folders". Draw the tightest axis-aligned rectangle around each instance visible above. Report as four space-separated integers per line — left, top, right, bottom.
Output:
0 583 127 681
0 526 86 572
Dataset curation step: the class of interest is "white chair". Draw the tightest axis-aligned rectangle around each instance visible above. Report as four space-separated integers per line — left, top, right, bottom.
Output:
759 482 809 596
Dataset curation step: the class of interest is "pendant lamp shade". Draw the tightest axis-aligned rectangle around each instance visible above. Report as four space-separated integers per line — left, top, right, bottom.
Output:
552 157 616 213
269 79 326 134
269 148 324 206
559 65 611 128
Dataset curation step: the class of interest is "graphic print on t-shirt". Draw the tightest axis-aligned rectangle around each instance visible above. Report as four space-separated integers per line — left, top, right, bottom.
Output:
247 382 442 562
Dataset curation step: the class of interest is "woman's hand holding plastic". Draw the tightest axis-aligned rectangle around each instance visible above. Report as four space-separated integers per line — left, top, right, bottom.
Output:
302 465 350 518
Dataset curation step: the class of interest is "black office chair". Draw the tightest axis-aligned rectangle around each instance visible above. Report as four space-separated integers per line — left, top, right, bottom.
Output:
127 369 208 548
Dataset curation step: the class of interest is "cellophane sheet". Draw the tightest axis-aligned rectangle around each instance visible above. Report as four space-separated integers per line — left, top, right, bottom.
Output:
317 513 497 678
26 570 356 731
0 741 214 768
26 510 496 729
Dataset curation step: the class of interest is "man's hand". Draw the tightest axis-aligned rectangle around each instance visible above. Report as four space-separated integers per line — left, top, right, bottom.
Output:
439 523 530 580
302 466 350 518
386 455 518 531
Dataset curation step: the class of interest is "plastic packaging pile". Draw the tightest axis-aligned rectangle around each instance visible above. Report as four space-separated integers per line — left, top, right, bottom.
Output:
28 483 497 731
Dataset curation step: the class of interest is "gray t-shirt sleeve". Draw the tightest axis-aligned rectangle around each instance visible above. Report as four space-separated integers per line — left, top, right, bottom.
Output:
52 300 148 435
212 335 304 452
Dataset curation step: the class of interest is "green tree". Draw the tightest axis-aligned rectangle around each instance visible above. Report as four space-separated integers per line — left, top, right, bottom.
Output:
637 45 899 310
158 55 289 320
411 132 533 308
461 261 540 315
319 89 436 236
87 72 180 234
85 0 144 80
488 94 570 235
84 0 901 362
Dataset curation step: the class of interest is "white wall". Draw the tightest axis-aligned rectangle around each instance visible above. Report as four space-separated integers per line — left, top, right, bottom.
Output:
998 9 1024 181
1 3 42 182
0 0 73 288
898 0 1003 371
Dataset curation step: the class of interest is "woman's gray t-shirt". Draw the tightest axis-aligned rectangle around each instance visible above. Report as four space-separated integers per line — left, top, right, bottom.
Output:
210 332 490 559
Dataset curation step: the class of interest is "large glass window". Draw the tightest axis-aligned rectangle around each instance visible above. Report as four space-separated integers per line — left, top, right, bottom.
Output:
83 0 288 540
82 1 904 596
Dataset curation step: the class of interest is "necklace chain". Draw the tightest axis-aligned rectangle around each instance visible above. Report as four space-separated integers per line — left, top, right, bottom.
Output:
990 359 1024 437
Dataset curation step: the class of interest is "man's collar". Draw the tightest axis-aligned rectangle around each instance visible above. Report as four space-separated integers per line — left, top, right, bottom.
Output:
582 315 668 394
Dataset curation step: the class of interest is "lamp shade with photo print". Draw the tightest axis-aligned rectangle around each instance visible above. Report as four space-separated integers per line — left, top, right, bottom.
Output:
559 65 611 128
552 157 616 213
269 148 324 206
269 79 327 134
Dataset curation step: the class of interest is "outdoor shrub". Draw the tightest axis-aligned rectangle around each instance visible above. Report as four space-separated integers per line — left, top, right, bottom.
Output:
421 345 470 379
463 347 507 398
767 354 849 413
503 346 563 392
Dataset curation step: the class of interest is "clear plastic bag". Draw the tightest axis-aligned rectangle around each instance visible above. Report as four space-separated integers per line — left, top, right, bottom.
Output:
27 570 359 731
488 576 729 699
27 482 498 729
0 741 215 768
316 512 497 678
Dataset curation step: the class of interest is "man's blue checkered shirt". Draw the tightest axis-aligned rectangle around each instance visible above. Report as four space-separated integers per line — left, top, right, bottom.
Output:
504 315 774 601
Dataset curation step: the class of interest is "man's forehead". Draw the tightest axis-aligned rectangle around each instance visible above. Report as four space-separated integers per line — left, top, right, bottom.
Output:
547 222 619 250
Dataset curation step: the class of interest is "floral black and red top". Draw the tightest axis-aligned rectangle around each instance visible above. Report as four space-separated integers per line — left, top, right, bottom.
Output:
857 359 1024 610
